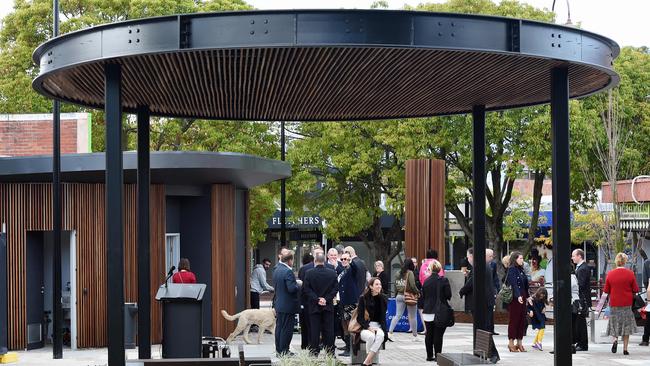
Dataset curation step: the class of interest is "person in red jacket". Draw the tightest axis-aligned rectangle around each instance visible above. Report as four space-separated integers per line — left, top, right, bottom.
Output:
604 252 639 355
172 258 197 284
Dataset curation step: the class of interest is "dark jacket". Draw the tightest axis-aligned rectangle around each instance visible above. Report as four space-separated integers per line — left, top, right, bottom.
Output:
490 261 501 292
272 262 299 314
507 266 530 300
374 270 390 296
421 273 451 314
352 257 368 294
357 292 388 340
575 262 591 314
643 258 650 289
527 299 546 329
339 260 361 305
299 261 335 305
459 265 497 308
303 265 339 314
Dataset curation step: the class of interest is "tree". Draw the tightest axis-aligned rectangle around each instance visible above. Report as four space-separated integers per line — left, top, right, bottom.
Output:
0 0 280 245
287 121 406 268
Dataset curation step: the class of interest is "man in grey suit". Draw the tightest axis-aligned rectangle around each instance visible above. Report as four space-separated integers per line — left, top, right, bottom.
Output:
272 250 300 355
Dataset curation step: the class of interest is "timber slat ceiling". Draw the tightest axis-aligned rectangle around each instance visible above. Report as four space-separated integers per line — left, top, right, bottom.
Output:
405 160 446 264
0 183 165 349
40 47 612 121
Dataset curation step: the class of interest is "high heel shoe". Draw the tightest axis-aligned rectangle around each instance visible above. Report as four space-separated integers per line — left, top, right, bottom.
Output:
517 344 527 352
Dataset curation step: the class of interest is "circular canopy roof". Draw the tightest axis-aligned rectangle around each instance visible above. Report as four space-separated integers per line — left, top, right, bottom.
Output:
33 9 619 121
0 151 290 188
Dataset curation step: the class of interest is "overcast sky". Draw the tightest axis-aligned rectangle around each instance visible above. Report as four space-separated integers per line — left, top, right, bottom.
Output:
0 0 647 47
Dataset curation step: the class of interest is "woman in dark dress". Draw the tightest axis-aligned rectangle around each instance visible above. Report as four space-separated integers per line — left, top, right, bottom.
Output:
506 251 529 352
356 277 388 366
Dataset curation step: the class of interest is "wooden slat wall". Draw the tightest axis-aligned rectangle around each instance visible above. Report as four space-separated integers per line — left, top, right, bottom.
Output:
0 183 165 349
149 185 165 344
211 184 236 338
405 160 446 264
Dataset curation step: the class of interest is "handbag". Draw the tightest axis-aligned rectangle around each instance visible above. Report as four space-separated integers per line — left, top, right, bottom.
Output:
404 291 419 306
433 279 455 328
347 305 369 333
632 293 645 312
498 281 513 304
403 272 420 306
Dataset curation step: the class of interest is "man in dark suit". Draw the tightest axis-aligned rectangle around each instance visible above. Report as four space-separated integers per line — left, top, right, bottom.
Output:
345 246 368 294
272 250 300 356
459 249 496 332
298 247 335 350
572 249 590 351
303 253 339 355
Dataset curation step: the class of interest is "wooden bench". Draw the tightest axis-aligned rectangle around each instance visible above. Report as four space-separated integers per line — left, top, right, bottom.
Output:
436 329 498 365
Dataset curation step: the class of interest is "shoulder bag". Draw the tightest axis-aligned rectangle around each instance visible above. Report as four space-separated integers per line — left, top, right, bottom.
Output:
403 271 420 306
433 280 455 328
497 275 513 304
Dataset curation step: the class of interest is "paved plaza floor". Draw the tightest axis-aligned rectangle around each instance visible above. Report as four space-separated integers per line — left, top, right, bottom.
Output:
13 323 650 365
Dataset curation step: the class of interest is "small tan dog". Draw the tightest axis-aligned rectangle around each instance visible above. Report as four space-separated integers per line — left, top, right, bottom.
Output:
221 309 276 344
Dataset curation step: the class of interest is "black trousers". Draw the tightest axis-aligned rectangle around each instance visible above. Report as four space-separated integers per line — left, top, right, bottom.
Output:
308 309 335 355
424 321 446 359
574 311 588 349
642 314 650 342
300 307 310 349
250 292 260 309
486 304 495 333
275 312 295 355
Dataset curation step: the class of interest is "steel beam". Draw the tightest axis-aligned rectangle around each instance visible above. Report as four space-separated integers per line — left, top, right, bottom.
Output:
551 66 572 365
471 105 487 348
105 63 125 366
137 107 151 359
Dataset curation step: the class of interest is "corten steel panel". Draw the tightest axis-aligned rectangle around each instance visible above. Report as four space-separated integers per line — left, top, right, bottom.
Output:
32 10 619 121
0 183 165 349
405 160 445 265
211 185 237 338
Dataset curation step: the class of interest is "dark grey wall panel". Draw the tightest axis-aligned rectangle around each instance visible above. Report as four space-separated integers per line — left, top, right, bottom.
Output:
179 191 212 335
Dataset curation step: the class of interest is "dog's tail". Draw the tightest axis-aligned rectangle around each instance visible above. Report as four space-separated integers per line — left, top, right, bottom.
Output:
221 309 240 321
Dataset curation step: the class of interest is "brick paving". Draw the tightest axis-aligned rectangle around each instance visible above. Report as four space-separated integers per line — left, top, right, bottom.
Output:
14 322 650 365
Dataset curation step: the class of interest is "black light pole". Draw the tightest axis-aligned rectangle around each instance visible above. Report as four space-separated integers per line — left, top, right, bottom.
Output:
136 107 151 359
471 105 487 347
105 63 125 366
52 0 63 359
551 66 572 365
280 121 286 247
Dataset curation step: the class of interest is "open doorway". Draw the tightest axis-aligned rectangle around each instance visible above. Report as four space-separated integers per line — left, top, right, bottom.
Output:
165 233 180 280
26 231 77 350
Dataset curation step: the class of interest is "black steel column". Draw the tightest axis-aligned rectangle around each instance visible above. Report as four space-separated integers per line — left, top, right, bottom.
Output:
136 107 151 359
280 121 286 247
52 0 63 359
551 67 572 365
105 63 125 366
471 105 487 347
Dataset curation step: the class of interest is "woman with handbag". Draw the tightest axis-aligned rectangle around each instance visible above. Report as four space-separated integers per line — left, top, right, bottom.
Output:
420 260 452 362
506 251 529 352
388 259 420 340
355 277 388 366
604 252 639 355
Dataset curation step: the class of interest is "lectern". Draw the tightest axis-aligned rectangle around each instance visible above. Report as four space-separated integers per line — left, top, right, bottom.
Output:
155 283 206 358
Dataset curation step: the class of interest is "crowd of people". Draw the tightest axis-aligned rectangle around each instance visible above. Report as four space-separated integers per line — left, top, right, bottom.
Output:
241 244 650 363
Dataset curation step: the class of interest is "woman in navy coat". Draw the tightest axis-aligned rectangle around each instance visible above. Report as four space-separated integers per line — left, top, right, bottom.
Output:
506 251 529 352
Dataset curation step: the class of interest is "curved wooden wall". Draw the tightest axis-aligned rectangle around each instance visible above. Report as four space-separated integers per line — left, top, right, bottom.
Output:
0 183 165 349
405 159 446 264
